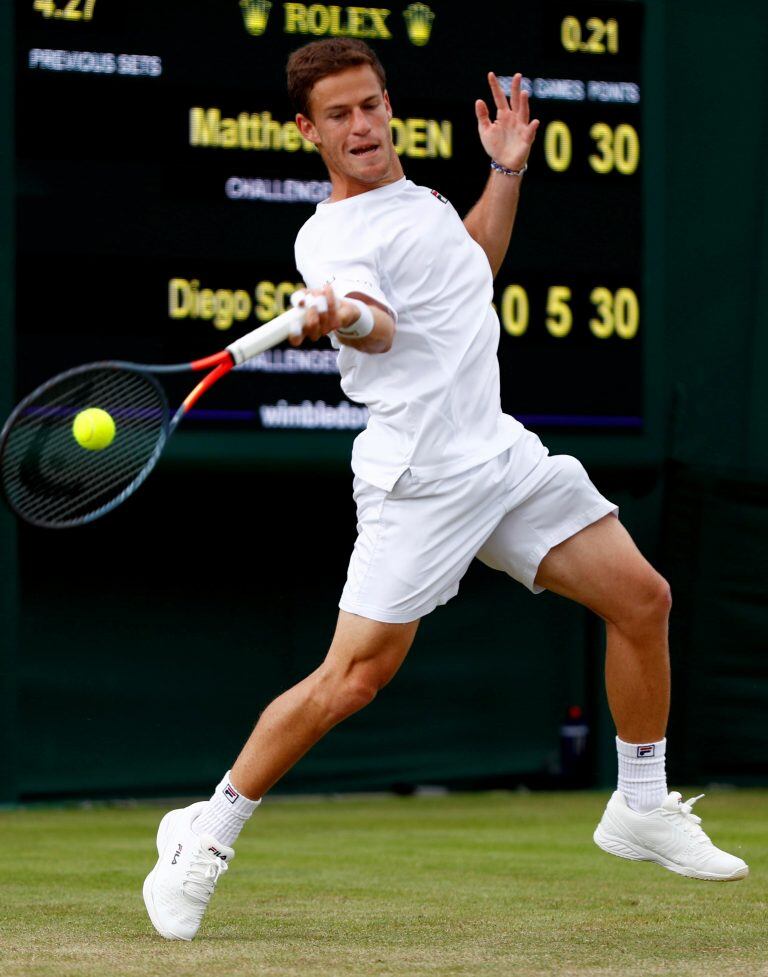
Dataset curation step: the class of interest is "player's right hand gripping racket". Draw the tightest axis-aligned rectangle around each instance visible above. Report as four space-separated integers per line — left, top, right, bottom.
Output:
0 305 311 529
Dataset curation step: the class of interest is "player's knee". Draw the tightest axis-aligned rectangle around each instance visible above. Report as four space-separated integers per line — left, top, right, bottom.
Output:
657 575 672 614
620 570 672 634
645 571 672 619
343 674 380 716
315 662 380 723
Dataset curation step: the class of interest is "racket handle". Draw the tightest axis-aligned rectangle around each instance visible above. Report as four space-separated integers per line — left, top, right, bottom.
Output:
226 306 306 365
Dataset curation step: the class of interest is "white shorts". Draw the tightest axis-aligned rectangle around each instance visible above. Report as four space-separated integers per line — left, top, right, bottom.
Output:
339 430 618 624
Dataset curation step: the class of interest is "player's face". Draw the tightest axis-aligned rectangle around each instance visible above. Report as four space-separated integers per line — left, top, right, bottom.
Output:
297 64 403 199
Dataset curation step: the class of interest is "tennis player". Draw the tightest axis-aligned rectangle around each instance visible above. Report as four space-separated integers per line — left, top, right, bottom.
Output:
143 39 748 941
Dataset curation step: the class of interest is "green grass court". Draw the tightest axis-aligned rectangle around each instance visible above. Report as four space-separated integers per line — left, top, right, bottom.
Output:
2 790 765 977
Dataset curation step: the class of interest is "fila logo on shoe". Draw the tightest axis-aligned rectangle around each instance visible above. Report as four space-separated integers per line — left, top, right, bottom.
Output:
636 745 656 757
171 843 183 865
207 845 228 861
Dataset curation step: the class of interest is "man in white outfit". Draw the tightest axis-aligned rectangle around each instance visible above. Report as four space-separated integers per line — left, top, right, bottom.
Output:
143 38 748 942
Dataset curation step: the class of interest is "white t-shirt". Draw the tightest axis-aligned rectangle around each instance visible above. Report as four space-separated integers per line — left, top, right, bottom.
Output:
294 177 523 490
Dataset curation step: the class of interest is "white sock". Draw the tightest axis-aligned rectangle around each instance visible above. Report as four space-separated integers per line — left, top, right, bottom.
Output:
616 737 668 813
192 770 261 847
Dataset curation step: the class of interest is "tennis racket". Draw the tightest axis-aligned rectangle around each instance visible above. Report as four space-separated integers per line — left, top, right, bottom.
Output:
0 304 311 529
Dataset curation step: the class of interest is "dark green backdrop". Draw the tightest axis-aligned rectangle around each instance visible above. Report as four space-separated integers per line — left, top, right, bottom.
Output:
2 0 767 802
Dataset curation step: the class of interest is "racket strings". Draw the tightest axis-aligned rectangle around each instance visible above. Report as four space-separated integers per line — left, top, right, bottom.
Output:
1 366 168 527
18 372 163 500
14 423 160 524
4 375 163 524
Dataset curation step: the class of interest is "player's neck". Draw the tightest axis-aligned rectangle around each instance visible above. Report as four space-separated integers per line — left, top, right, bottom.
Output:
326 160 405 202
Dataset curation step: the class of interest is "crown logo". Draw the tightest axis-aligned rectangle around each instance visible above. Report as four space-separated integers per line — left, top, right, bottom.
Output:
240 0 272 36
403 3 434 46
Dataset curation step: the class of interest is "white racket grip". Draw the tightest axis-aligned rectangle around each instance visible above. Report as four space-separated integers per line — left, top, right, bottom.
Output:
226 306 306 365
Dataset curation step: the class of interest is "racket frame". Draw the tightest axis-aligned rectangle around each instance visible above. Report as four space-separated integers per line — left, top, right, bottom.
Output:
0 306 307 528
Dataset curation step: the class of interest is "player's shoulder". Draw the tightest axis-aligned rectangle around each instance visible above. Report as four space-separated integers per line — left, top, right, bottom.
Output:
391 177 445 198
390 183 455 233
294 209 324 253
385 179 450 205
425 186 451 206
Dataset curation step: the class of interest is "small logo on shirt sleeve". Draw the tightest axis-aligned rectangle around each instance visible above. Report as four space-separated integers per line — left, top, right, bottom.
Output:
223 783 240 803
430 188 448 204
636 744 656 758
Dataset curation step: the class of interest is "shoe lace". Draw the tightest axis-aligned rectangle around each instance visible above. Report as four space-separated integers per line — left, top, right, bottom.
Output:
181 849 228 905
669 792 711 844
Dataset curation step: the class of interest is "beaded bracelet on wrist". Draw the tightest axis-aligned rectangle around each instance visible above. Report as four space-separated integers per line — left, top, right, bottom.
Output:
490 159 528 177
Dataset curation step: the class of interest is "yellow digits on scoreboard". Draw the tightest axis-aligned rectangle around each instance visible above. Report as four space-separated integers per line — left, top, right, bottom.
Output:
33 0 97 20
546 287 573 338
589 287 640 339
499 285 639 340
543 122 639 174
544 121 572 173
589 287 614 338
589 123 640 175
561 16 619 54
501 285 529 337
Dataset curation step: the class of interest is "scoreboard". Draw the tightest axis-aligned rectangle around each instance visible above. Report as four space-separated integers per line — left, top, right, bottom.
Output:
15 0 645 454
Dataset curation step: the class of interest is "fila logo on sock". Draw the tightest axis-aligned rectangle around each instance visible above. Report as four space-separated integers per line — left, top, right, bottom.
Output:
223 783 240 804
636 744 656 758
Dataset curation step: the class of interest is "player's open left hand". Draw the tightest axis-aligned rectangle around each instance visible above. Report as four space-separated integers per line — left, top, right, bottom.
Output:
475 72 539 172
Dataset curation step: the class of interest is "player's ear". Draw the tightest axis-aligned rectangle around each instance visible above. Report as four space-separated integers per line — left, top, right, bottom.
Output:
383 90 393 120
296 113 320 147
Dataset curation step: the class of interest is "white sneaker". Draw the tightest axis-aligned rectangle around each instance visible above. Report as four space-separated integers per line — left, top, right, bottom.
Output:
143 801 235 940
594 790 749 881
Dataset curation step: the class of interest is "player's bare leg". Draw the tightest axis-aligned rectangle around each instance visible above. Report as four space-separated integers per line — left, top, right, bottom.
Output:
533 513 670 743
534 514 747 880
230 611 419 799
143 612 419 939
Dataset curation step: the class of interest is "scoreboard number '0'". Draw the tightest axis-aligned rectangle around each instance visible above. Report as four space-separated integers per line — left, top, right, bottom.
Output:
500 286 640 339
544 121 639 174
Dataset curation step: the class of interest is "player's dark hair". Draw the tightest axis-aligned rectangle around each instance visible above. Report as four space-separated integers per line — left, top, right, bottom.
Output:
287 39 387 119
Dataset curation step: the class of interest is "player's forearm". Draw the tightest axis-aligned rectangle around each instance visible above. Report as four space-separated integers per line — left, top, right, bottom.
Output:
290 286 394 353
463 169 524 279
336 302 394 354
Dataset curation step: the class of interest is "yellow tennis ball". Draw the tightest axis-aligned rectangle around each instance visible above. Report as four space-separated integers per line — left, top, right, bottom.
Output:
72 407 116 451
